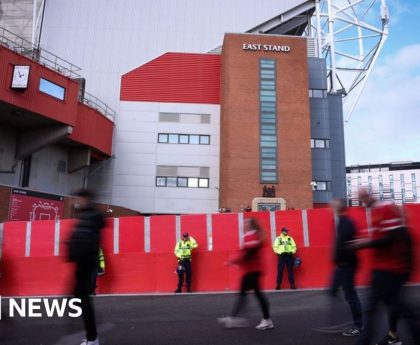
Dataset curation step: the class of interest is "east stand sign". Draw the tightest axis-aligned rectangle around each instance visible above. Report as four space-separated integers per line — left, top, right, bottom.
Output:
242 43 291 52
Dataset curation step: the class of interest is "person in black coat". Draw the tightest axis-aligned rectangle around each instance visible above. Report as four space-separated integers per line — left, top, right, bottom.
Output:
330 198 363 337
68 189 105 345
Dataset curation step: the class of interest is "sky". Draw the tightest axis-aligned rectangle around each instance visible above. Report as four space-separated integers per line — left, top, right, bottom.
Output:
344 0 420 165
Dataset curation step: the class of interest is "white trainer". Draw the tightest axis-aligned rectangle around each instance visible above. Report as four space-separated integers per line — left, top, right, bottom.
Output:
218 316 249 328
80 338 99 345
255 318 274 330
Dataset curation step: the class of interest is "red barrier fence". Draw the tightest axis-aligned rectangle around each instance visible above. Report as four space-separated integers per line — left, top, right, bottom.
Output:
0 206 419 296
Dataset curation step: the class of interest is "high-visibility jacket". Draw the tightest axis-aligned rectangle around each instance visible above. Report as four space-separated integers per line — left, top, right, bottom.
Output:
98 248 105 270
273 233 297 255
174 237 198 260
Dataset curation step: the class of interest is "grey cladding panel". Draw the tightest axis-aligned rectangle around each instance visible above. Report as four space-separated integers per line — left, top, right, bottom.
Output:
308 58 327 90
328 94 346 199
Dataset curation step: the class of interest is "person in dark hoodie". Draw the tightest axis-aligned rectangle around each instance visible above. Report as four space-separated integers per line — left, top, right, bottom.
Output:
68 189 105 345
329 198 363 337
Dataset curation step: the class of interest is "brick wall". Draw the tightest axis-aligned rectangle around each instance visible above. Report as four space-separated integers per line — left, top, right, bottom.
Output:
220 34 313 211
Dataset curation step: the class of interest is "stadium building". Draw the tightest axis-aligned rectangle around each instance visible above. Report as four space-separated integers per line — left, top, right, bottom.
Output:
346 161 420 206
0 0 389 217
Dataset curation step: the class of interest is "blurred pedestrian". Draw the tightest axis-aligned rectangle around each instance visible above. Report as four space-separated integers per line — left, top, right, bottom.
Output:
350 188 420 345
330 199 363 337
218 218 273 330
68 189 105 345
273 227 297 289
174 232 198 293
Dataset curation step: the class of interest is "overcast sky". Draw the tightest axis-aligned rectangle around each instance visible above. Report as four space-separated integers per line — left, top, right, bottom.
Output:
344 0 420 165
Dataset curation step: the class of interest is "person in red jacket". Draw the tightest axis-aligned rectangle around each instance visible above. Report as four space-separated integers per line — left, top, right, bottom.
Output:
218 218 273 330
351 188 419 345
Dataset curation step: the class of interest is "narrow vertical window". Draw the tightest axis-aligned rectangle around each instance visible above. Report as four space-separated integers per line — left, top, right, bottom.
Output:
379 175 384 200
401 174 405 203
389 174 394 200
260 59 277 183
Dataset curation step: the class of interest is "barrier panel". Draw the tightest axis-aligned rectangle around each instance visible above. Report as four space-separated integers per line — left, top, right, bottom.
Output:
119 216 145 253
1 205 420 296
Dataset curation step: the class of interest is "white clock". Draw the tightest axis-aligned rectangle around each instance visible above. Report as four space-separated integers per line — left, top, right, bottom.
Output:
11 65 30 89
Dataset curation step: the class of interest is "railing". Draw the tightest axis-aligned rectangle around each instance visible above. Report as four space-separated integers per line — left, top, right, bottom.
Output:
81 91 116 121
0 26 116 121
0 26 81 78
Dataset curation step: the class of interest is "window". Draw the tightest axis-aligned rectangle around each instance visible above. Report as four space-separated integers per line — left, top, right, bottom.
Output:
379 175 384 200
311 138 330 149
158 134 168 143
199 178 209 188
166 177 177 187
168 134 178 144
157 133 210 145
401 174 406 203
412 173 417 201
156 166 210 188
260 59 277 183
189 135 200 145
309 89 327 98
188 178 199 188
179 134 189 144
177 177 188 187
39 78 65 100
312 181 329 191
199 135 210 145
347 177 352 198
389 174 394 199
156 177 166 186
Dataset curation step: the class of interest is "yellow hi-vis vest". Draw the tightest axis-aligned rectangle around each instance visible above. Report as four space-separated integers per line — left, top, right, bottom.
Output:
174 237 198 260
273 234 297 255
98 248 105 270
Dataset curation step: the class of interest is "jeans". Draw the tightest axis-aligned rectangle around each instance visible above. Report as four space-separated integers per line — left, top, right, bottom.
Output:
330 265 363 328
232 271 270 319
277 254 295 287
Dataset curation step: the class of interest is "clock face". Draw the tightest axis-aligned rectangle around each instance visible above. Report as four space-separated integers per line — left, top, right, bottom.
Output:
11 65 30 89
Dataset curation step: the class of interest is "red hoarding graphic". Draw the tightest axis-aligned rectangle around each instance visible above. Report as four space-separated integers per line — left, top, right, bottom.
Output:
8 188 64 221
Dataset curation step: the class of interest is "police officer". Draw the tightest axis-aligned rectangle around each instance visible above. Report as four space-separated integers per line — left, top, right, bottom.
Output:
273 227 297 290
174 232 198 293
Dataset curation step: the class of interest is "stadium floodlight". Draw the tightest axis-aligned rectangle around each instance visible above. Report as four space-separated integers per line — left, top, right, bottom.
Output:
310 0 389 122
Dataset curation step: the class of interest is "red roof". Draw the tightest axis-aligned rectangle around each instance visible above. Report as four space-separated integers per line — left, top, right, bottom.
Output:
120 52 220 104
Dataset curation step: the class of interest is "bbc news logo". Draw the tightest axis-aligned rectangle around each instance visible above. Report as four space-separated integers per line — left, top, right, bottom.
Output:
0 296 82 319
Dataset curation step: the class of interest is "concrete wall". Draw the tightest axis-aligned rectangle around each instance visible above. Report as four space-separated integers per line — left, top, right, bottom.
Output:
28 145 84 195
0 127 20 186
113 101 220 214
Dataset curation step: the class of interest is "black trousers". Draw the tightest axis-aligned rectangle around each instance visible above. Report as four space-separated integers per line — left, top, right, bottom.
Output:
232 271 270 319
177 259 192 289
277 254 295 287
75 265 98 341
358 270 420 345
330 265 363 328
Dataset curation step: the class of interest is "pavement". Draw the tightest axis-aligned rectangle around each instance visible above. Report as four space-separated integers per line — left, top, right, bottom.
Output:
1 286 419 345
